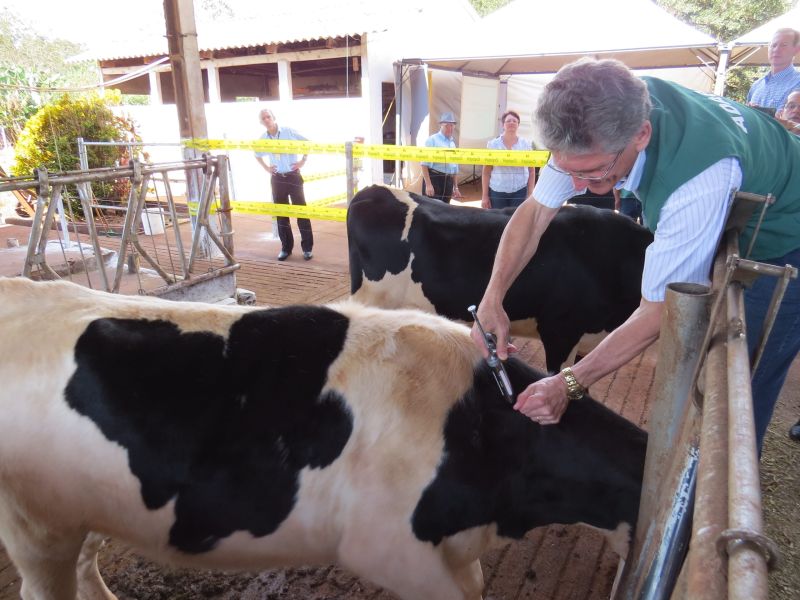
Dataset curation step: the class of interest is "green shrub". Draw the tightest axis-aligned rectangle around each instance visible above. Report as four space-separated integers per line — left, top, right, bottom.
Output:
11 92 141 214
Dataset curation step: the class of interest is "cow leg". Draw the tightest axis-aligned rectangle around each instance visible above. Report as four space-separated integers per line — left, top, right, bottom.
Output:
538 326 583 374
76 533 118 600
2 531 83 600
341 539 467 600
0 497 86 600
452 559 484 600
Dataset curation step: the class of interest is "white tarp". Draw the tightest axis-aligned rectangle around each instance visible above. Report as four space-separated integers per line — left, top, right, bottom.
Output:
408 0 719 76
397 0 722 189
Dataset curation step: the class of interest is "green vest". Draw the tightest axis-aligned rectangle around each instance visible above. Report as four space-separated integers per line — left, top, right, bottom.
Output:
637 77 800 260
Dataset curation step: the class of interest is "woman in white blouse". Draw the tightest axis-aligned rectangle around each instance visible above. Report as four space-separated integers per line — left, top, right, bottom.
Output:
481 110 537 209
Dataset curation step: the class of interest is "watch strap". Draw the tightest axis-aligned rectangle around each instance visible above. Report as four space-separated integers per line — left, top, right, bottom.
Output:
560 367 586 400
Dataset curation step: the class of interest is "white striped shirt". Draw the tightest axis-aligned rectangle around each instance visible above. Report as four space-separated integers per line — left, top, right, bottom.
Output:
533 154 742 301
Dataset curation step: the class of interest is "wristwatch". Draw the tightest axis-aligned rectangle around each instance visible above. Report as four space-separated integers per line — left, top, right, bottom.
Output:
560 367 586 400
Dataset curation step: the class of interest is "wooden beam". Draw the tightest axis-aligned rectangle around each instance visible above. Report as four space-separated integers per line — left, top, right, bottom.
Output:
100 46 362 75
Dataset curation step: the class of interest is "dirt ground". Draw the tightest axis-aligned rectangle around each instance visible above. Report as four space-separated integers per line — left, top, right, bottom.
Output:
0 210 798 599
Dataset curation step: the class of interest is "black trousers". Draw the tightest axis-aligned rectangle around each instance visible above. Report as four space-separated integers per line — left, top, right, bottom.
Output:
271 170 313 253
428 170 455 203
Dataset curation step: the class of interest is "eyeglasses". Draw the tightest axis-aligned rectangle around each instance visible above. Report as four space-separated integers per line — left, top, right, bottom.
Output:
546 149 624 182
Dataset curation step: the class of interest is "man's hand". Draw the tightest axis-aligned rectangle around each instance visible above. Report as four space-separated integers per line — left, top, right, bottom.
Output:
471 301 512 360
514 373 571 425
423 180 435 196
481 194 491 209
452 187 463 200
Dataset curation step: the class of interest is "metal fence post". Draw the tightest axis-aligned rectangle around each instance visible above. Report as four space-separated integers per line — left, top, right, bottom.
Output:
217 154 234 257
685 243 730 600
616 282 712 600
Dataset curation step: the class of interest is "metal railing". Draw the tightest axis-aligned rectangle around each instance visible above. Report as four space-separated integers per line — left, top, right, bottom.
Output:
0 155 237 299
615 192 797 600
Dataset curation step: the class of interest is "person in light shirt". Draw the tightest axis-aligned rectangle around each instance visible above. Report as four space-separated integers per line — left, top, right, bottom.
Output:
776 89 800 133
473 58 800 453
481 110 536 209
420 112 463 203
746 28 800 112
255 109 314 261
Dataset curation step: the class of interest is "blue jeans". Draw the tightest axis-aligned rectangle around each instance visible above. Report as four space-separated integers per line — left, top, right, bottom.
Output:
744 247 800 451
489 187 527 209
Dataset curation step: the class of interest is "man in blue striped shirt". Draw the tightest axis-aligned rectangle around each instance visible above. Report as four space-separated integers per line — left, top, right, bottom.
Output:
746 28 800 112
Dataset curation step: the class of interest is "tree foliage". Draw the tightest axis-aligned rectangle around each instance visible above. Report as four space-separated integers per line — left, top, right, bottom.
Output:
656 0 790 42
0 8 96 144
656 0 793 102
468 0 513 16
11 93 140 205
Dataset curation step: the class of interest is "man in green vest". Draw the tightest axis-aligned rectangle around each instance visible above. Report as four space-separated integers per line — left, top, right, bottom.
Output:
472 58 800 452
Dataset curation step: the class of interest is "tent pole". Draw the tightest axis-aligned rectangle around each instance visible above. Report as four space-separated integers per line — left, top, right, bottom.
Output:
714 45 731 96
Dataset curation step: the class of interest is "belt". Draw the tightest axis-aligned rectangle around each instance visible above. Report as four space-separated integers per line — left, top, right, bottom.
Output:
272 170 299 178
429 169 455 176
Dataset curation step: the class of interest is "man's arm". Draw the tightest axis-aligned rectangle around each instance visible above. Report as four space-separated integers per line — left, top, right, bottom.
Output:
473 198 559 358
481 165 492 208
420 164 434 196
513 299 662 425
255 155 275 174
517 156 742 425
526 166 536 198
291 154 307 171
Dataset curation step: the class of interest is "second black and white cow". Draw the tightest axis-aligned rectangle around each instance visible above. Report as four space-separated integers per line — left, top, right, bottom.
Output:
0 277 646 600
347 185 653 372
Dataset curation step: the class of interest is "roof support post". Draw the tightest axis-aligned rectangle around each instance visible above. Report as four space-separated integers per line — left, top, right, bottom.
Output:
163 0 211 251
714 44 731 96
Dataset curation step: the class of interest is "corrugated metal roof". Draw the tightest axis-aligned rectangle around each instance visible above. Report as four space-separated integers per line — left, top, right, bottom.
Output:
76 0 478 61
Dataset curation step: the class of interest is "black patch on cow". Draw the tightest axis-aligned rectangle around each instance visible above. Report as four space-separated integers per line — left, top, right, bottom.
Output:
411 358 647 545
65 305 352 554
348 185 653 372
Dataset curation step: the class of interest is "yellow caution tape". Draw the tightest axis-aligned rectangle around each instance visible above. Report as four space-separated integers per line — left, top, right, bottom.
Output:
308 192 348 207
186 138 550 167
231 201 347 222
188 191 346 216
189 199 347 220
303 169 346 182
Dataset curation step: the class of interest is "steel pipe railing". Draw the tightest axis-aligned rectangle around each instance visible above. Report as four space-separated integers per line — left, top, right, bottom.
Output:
615 282 711 600
3 157 238 299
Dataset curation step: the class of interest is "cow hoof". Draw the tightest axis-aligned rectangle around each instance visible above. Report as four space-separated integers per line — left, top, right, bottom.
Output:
277 250 291 261
790 420 800 441
303 251 313 261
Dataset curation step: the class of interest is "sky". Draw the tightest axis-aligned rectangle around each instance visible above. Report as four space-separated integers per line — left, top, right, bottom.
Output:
1 0 165 43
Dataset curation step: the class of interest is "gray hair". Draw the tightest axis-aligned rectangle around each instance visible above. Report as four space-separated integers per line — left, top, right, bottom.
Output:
534 58 651 154
259 108 276 120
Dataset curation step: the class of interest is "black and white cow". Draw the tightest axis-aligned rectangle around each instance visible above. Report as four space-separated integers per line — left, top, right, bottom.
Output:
0 278 646 600
347 185 653 373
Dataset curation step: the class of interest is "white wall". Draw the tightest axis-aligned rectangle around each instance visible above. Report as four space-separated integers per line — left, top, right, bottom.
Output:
116 97 368 203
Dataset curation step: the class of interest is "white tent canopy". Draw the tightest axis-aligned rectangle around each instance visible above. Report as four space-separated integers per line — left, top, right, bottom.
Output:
403 0 720 76
394 0 722 189
726 6 800 67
